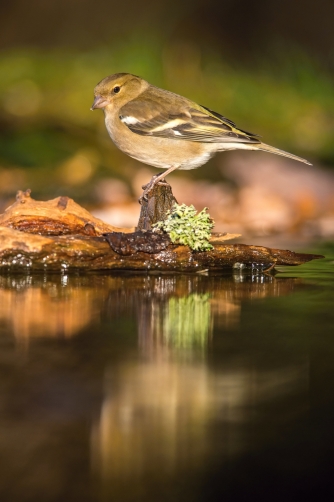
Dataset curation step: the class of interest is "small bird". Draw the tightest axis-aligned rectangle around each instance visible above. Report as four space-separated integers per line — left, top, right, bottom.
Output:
91 73 311 197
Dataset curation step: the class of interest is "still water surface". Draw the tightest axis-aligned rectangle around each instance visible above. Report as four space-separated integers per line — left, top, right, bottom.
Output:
0 249 333 501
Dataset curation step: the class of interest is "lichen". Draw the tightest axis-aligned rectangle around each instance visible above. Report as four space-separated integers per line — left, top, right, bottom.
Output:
153 203 214 251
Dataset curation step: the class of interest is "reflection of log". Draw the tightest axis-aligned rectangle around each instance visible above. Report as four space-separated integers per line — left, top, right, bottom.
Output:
0 188 323 273
0 273 306 345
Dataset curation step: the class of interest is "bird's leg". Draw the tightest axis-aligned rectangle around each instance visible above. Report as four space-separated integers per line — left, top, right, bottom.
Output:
140 166 180 202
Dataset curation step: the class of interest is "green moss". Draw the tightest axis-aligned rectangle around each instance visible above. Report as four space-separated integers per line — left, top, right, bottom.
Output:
154 203 214 251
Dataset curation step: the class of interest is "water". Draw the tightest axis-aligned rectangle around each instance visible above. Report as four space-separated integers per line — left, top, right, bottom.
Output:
0 248 333 502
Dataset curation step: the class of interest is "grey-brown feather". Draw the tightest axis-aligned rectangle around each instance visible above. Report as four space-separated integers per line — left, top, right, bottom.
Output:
119 87 261 145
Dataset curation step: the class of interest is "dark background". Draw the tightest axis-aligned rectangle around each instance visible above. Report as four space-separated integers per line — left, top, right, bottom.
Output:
1 0 334 70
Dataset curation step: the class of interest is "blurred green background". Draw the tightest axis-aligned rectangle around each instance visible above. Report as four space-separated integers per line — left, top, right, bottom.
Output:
0 0 333 237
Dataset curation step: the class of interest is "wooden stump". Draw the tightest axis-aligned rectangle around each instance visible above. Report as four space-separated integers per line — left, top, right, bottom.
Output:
137 180 178 230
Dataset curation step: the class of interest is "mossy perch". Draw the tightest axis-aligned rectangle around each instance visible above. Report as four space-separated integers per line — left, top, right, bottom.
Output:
0 186 323 273
153 204 214 251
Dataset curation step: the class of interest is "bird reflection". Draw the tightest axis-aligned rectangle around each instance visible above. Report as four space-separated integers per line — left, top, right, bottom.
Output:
89 273 309 500
0 272 310 500
92 354 309 500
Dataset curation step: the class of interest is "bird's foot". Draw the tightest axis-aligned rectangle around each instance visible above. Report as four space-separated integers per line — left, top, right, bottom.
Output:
139 174 168 204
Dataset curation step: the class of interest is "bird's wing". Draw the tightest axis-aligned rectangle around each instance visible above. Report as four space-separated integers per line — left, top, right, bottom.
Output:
119 91 261 144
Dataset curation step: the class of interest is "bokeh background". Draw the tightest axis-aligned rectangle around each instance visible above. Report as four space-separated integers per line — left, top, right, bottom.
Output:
1 0 333 241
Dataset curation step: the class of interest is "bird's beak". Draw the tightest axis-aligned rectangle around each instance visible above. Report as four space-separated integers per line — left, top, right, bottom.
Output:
90 95 109 110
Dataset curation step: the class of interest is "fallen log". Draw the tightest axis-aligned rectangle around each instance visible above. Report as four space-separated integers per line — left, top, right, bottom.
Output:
0 189 133 236
0 187 323 273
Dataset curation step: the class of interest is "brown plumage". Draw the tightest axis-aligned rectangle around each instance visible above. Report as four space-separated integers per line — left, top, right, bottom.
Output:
91 73 311 193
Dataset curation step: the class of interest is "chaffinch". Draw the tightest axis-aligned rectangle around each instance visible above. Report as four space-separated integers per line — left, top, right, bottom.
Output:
91 73 311 195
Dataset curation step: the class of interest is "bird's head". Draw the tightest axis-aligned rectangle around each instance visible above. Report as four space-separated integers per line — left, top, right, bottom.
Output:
91 73 148 111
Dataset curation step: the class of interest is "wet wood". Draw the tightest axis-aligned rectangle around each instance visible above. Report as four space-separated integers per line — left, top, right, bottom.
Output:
0 225 323 273
0 188 324 273
104 230 171 255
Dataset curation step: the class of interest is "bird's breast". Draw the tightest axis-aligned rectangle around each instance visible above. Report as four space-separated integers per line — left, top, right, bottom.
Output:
104 114 213 170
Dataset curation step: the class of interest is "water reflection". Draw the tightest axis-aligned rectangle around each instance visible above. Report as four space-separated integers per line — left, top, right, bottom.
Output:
0 275 105 341
0 272 314 501
92 360 309 500
106 274 305 353
0 273 303 344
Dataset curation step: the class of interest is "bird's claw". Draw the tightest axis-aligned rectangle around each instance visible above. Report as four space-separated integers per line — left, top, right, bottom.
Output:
139 175 167 203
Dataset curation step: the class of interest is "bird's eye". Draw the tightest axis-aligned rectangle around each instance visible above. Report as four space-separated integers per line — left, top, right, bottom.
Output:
113 86 120 94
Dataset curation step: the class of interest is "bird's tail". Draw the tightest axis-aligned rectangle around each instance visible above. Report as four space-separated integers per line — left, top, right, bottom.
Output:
257 142 312 165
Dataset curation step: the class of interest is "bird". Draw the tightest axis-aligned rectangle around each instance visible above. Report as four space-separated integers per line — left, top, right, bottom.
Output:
91 73 311 198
